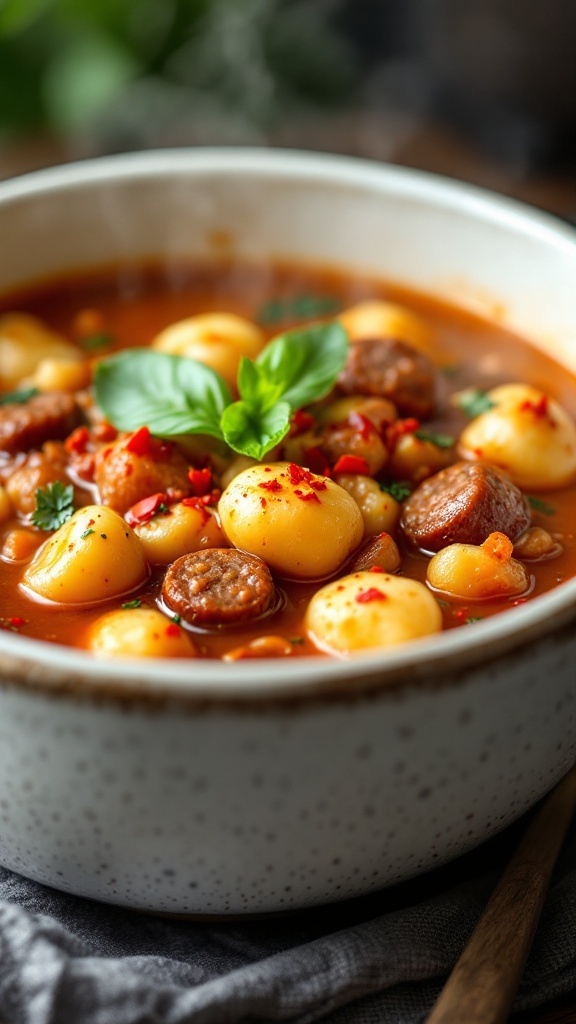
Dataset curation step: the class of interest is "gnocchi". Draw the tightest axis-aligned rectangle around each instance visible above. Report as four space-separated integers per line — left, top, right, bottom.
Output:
427 532 530 600
89 606 197 659
306 572 442 654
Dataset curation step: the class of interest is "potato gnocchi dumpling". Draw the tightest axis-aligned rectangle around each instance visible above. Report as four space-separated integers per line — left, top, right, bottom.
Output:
427 531 530 600
89 606 197 659
134 502 228 565
334 473 401 538
0 313 84 388
306 571 442 654
339 300 434 353
218 462 364 578
459 384 576 489
152 313 265 391
23 505 148 604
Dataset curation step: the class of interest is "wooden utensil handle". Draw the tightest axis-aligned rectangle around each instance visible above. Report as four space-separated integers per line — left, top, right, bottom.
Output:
426 767 576 1024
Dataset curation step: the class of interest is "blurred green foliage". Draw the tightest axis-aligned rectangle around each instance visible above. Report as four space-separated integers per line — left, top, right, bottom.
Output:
0 0 358 145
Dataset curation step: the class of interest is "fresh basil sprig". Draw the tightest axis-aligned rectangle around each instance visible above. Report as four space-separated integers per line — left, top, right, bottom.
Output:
94 321 348 460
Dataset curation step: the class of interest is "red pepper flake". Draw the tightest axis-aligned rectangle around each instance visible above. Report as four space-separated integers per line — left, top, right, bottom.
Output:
260 497 267 508
258 478 283 492
347 411 376 439
519 395 553 422
65 425 90 454
290 409 315 435
165 623 181 637
182 489 221 508
309 478 327 491
8 616 26 628
453 607 469 621
385 418 420 451
288 463 307 485
93 420 117 443
294 489 321 503
369 566 385 573
188 467 213 496
124 426 153 456
333 454 371 475
125 492 171 527
356 587 388 603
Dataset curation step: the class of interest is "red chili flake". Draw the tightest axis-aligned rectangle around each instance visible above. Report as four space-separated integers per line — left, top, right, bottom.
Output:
258 478 283 492
369 566 385 573
124 426 153 456
333 454 371 475
309 478 327 491
288 463 307 485
260 497 267 508
165 623 181 637
355 588 388 603
290 409 315 435
347 411 376 439
8 617 26 627
302 446 331 477
87 519 95 527
294 489 321 503
93 421 117 443
125 492 171 527
453 607 469 621
385 418 420 451
65 426 90 454
188 467 213 496
519 395 553 422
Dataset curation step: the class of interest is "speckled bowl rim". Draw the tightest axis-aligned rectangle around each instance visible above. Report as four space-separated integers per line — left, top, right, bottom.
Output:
1 147 576 703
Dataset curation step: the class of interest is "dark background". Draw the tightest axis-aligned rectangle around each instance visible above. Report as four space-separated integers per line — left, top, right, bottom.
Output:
0 0 575 212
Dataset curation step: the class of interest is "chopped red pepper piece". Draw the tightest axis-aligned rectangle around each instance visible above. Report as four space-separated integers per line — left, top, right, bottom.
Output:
294 488 321 503
124 426 153 456
188 467 213 496
385 418 420 451
125 492 171 527
290 409 315 435
333 454 371 475
165 623 182 637
355 587 388 603
65 426 90 455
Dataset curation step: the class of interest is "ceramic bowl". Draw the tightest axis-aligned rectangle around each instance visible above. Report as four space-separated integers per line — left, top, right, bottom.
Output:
0 150 575 915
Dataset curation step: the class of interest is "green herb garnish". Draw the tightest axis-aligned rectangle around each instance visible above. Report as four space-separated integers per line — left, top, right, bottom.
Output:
380 481 412 502
528 496 556 516
94 322 349 461
31 481 75 531
289 636 305 645
414 429 454 449
81 528 95 539
80 332 115 351
122 598 142 609
0 386 39 405
453 388 495 418
466 616 483 624
171 613 181 624
257 294 342 325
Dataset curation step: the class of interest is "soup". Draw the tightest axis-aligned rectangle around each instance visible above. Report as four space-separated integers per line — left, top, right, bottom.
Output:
1 259 576 661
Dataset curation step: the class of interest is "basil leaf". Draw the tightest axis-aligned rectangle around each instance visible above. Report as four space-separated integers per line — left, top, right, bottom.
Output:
221 399 292 460
94 350 231 440
255 322 348 411
237 357 284 412
0 386 39 405
414 429 454 449
454 388 495 418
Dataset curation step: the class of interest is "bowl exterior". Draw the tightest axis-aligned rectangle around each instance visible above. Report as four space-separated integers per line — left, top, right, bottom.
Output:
0 150 575 912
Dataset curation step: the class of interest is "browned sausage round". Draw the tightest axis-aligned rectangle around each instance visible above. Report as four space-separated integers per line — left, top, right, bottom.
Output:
95 436 192 514
348 532 401 574
401 461 531 552
162 549 276 626
0 392 80 454
338 338 438 419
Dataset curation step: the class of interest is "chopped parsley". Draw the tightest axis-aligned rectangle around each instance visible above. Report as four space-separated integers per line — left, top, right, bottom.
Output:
31 481 75 531
171 613 181 624
80 332 115 351
80 528 95 539
453 388 495 418
466 616 483 624
0 386 39 406
257 294 342 325
380 481 412 502
527 496 556 516
414 429 454 449
122 598 142 609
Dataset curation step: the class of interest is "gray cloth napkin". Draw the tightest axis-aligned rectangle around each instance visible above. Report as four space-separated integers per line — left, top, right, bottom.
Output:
0 813 575 1024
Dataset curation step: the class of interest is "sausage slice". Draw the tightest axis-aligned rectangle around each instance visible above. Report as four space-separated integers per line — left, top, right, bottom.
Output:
338 338 438 419
0 392 81 454
401 461 531 552
162 549 276 626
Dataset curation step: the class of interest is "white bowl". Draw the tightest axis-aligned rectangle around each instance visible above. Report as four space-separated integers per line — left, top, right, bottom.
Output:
0 149 575 914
